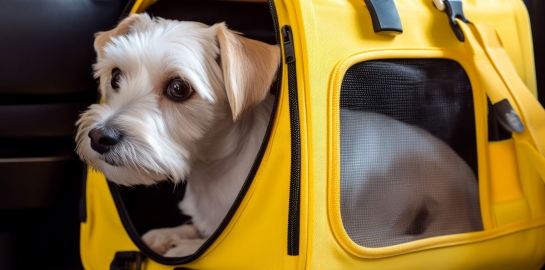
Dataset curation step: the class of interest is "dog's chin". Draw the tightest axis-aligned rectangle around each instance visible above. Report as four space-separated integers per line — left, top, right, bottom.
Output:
93 160 174 186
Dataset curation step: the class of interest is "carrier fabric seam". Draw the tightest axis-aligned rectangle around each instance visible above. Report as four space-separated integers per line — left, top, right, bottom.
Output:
342 216 545 259
287 60 301 256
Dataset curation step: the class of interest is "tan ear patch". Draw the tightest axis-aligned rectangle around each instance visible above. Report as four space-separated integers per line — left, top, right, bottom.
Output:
215 23 280 122
94 14 150 59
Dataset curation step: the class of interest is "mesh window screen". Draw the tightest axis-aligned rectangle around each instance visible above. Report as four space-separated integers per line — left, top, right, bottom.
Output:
339 59 483 248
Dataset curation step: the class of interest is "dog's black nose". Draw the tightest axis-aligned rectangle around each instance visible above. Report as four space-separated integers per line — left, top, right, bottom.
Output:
88 126 122 154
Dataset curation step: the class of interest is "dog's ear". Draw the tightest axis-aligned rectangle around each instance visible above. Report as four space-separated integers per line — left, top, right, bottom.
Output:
94 13 151 59
214 23 280 122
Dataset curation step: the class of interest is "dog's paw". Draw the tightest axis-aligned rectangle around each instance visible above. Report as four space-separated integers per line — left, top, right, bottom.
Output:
142 224 201 255
163 238 207 257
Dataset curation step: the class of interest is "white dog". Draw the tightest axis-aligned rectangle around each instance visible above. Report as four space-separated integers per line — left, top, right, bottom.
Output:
76 13 482 257
76 13 279 257
339 110 482 248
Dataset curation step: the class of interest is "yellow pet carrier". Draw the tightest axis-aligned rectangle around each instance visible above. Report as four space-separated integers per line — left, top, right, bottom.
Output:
81 0 545 269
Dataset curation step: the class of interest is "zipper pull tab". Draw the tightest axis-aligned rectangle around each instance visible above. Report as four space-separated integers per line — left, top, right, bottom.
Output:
281 26 295 64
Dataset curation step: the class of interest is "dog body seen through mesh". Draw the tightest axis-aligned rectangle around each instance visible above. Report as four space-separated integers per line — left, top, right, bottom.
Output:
339 59 483 248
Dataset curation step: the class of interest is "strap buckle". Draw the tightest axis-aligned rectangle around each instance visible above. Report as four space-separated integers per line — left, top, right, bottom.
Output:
433 0 470 41
110 251 147 270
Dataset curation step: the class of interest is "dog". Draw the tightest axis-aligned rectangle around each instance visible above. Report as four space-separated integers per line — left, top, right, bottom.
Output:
76 13 280 257
76 13 481 257
339 109 482 248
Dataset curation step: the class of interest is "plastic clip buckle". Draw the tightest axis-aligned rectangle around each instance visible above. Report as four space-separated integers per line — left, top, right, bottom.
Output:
110 251 146 270
433 0 470 42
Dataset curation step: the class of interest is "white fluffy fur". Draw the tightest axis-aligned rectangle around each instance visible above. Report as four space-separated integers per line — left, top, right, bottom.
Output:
76 13 279 256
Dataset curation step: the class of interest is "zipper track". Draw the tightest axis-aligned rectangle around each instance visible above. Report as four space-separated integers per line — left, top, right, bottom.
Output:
282 25 301 256
108 0 284 265
286 57 301 256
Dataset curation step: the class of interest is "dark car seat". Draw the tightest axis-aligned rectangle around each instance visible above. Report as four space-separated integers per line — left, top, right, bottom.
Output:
0 1 128 269
524 0 544 106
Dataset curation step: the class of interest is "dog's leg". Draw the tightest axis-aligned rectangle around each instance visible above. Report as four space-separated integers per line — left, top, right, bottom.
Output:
163 238 207 257
142 224 201 255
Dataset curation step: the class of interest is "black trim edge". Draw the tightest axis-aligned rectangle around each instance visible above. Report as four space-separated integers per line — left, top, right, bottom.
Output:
121 0 138 17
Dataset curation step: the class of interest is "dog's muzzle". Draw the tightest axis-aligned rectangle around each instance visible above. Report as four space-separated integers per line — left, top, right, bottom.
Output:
88 126 122 154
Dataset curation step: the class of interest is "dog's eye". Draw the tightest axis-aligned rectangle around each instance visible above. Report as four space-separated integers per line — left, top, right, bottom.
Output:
111 68 121 90
166 78 193 102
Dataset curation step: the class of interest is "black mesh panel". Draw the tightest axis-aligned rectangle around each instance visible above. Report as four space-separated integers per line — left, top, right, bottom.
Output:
339 59 482 248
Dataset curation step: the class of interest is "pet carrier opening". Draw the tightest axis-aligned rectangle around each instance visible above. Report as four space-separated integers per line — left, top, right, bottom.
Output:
97 0 283 264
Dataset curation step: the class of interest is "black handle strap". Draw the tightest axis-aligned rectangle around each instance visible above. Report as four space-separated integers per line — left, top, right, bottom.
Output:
363 0 403 35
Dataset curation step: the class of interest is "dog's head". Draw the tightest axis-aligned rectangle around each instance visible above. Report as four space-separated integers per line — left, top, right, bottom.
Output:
76 14 280 185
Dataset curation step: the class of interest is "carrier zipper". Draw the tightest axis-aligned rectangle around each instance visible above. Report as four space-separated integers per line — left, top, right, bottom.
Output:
282 25 301 256
108 0 284 266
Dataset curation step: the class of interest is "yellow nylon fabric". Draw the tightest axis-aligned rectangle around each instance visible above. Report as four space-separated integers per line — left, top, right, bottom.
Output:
80 0 545 269
80 170 139 270
131 0 157 14
488 140 524 204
